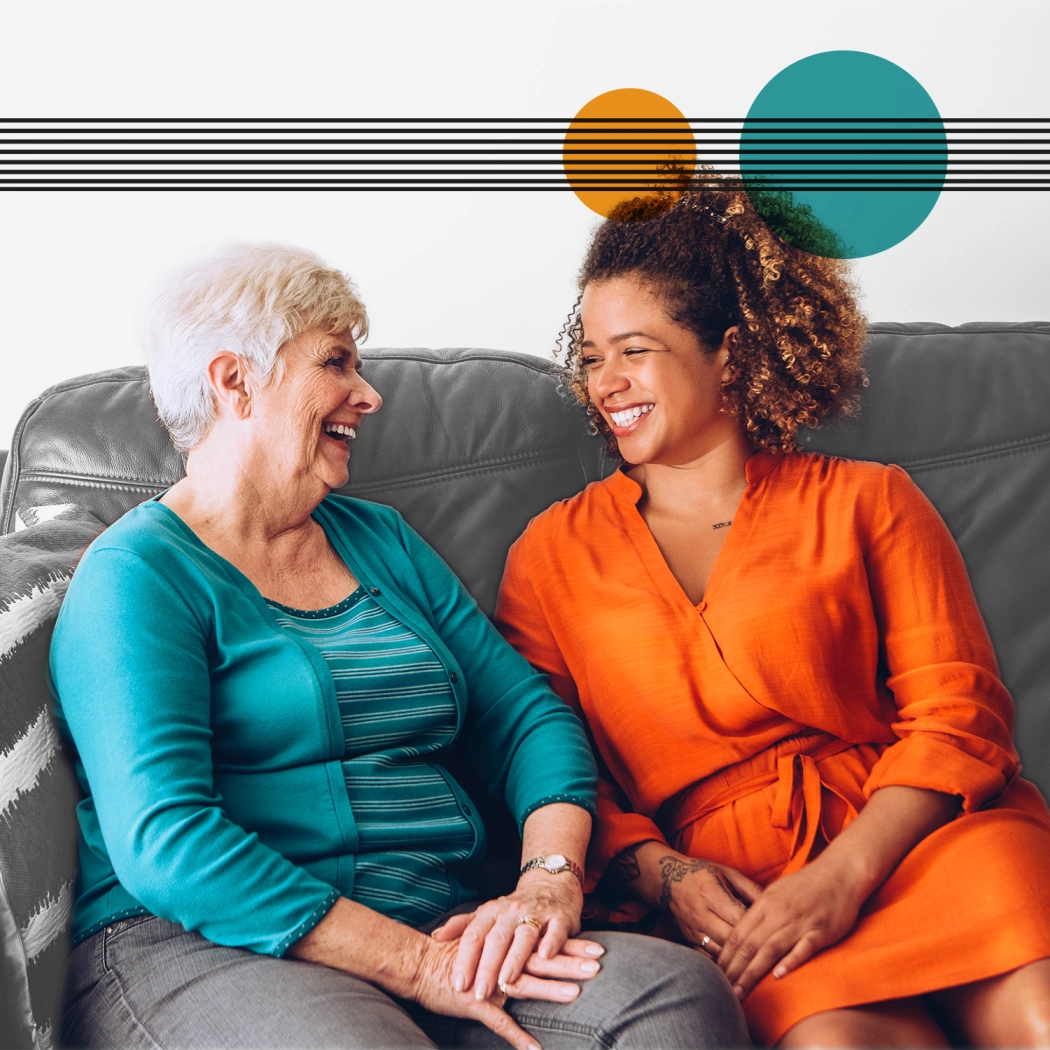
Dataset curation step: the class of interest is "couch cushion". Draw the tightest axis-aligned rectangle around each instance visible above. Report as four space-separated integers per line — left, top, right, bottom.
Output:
0 507 104 1050
0 367 183 533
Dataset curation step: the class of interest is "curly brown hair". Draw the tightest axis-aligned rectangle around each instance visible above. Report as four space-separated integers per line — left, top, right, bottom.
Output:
559 176 868 454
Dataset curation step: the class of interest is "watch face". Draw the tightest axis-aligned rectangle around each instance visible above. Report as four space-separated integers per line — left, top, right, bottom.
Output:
545 854 567 868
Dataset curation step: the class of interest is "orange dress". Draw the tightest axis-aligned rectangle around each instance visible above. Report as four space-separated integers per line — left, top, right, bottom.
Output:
495 449 1050 1045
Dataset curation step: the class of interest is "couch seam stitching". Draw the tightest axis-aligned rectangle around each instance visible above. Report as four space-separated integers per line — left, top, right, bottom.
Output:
898 433 1050 471
15 449 575 494
347 452 573 493
15 474 174 490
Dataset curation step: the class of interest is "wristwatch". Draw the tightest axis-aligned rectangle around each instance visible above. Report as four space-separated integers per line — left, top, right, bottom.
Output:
519 853 584 886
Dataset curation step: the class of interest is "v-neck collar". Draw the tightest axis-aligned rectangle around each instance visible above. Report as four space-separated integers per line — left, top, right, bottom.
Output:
601 448 782 611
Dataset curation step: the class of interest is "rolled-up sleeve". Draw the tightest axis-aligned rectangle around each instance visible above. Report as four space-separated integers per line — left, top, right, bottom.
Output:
50 546 339 956
396 517 598 833
861 465 1020 811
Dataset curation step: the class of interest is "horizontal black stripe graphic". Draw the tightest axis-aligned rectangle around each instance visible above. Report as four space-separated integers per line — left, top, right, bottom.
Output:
0 118 1045 189
0 117 1046 122
1 186 1044 192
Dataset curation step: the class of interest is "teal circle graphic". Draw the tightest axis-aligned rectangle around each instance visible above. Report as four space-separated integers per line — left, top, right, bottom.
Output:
740 51 947 258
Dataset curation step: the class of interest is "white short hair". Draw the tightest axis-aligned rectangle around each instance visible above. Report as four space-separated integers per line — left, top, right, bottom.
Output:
146 244 368 453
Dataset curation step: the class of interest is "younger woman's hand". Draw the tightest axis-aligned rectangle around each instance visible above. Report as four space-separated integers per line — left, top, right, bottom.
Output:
652 850 762 956
716 856 866 999
431 872 601 1001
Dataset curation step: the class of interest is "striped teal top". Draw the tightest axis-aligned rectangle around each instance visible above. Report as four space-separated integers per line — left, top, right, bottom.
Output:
266 586 478 926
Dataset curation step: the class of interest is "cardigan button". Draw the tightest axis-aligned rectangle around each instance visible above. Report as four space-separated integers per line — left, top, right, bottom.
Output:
369 586 380 596
449 672 459 684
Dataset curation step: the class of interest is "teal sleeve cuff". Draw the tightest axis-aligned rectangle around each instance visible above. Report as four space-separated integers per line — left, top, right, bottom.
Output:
274 889 341 958
517 794 598 836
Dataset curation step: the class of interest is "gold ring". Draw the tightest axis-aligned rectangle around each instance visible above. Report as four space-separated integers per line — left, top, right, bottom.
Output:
700 934 711 949
516 916 543 934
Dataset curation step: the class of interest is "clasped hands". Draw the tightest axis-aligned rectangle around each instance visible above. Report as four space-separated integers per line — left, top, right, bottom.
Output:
636 843 866 1001
418 871 604 1050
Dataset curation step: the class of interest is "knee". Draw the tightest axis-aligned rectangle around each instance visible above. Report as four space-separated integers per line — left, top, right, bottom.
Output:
587 932 751 1048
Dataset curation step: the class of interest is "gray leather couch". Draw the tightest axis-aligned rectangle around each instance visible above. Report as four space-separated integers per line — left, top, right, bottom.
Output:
1 323 1048 1047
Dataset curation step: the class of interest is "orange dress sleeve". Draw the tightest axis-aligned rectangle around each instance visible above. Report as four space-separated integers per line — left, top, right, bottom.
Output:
860 465 1020 811
496 529 668 882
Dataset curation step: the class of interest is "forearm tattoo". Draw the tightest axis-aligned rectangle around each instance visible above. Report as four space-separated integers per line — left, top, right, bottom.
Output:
658 855 741 913
608 842 644 884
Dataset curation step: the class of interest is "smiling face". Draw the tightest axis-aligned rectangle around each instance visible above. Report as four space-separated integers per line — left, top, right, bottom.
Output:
580 274 740 467
248 327 382 494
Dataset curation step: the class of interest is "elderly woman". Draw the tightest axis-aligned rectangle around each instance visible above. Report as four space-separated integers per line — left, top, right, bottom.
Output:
50 244 748 1050
495 187 1050 1047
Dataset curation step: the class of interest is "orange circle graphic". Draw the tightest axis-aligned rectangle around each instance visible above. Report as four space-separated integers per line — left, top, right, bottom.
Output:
563 88 696 218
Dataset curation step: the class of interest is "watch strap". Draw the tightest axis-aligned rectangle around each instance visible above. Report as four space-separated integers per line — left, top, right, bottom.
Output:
519 854 585 885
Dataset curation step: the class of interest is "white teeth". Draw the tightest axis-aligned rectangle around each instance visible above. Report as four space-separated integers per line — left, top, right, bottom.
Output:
609 404 654 427
324 423 357 439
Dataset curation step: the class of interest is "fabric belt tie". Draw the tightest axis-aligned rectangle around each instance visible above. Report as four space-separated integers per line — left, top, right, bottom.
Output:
660 731 860 878
774 752 825 876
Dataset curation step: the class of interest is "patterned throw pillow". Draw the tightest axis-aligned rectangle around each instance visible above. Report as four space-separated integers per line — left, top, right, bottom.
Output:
0 507 104 1050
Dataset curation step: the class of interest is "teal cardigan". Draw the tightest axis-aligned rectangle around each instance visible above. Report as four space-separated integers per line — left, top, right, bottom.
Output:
50 495 598 956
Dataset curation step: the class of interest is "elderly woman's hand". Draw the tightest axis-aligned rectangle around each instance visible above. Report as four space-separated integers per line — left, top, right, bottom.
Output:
416 925 604 1050
432 872 604 1002
432 801 599 1001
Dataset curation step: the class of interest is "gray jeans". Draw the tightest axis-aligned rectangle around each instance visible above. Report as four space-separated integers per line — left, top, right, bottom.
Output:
62 915 750 1049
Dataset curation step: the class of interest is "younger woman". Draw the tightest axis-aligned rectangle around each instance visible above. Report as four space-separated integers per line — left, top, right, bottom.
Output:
496 185 1050 1047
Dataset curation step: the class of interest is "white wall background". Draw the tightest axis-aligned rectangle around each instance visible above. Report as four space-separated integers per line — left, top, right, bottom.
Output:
0 0 1048 445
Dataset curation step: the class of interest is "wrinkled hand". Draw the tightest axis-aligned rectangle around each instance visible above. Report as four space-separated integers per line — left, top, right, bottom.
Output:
717 857 865 1000
418 913 605 1050
432 873 602 1002
654 851 761 957
410 934 542 1050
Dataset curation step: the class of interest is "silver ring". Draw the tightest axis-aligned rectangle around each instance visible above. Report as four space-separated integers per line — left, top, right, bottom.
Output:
700 934 711 950
498 981 509 995
516 916 542 934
